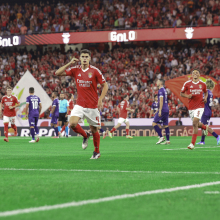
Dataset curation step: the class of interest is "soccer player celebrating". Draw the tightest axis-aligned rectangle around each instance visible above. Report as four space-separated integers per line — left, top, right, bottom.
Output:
152 79 170 145
58 93 69 138
60 93 74 137
180 69 209 150
0 86 20 142
196 79 220 145
25 87 42 143
55 49 108 159
50 92 60 138
108 95 134 139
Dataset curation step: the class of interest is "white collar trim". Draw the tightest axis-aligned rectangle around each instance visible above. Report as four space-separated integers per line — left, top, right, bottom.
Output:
192 80 200 84
81 67 89 72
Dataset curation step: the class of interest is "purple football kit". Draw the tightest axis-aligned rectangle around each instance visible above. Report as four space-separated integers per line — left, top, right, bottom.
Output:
153 87 169 125
51 98 59 124
201 90 213 125
26 95 41 126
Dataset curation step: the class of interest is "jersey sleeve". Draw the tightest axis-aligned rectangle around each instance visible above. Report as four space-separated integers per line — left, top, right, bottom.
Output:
158 90 164 98
52 100 56 106
38 97 41 103
65 66 76 76
203 83 207 93
95 68 106 85
26 97 29 103
1 97 4 104
14 96 20 104
181 82 188 93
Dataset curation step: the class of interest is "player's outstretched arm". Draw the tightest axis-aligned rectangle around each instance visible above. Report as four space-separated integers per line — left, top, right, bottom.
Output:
55 57 79 76
149 109 154 118
98 82 108 109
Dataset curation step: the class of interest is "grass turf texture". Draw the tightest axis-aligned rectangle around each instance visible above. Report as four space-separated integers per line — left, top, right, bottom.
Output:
0 136 220 220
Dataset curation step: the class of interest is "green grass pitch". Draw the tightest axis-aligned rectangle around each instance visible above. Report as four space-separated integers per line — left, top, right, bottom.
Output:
0 136 220 220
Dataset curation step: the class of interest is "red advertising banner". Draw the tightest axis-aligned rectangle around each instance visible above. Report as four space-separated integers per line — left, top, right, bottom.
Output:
1 26 220 47
165 75 220 108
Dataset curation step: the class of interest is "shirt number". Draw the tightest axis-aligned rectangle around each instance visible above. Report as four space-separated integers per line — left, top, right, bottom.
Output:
32 101 38 109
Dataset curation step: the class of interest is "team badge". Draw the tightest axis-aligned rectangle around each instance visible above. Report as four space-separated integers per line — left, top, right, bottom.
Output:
199 85 202 88
88 73 92 78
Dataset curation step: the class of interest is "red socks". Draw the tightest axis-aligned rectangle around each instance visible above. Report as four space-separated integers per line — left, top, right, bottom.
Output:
110 127 116 133
71 124 87 138
4 123 8 138
11 124 17 132
201 124 206 130
191 134 197 145
61 125 65 133
126 129 129 135
93 131 100 153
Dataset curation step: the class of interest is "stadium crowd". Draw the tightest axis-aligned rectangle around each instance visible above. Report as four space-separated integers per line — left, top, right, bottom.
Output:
0 0 220 36
0 39 220 120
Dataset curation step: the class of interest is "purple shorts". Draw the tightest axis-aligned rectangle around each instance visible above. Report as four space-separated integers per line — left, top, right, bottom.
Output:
153 112 169 126
201 115 211 125
29 116 38 127
51 115 58 124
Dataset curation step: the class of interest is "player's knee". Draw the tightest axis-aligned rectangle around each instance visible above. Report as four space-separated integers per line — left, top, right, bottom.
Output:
152 122 156 126
193 121 198 127
70 122 77 129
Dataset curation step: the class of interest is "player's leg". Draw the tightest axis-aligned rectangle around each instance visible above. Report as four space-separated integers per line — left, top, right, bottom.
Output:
28 116 36 143
10 117 17 136
125 120 133 139
197 115 208 145
64 121 69 138
34 117 40 142
108 118 123 138
84 108 101 159
90 125 100 159
152 113 165 144
51 116 59 138
161 113 170 144
3 116 9 142
69 105 89 148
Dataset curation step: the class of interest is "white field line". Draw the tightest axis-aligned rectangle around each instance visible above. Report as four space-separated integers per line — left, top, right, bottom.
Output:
204 191 220 194
0 181 220 217
164 146 220 150
1 168 220 175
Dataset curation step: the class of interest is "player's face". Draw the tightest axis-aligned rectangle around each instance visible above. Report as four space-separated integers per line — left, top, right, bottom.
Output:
192 70 200 81
80 53 91 66
155 96 158 102
7 89 12 96
60 94 64 100
156 80 161 87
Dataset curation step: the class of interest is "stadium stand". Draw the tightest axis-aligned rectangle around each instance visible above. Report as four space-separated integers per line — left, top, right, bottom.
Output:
0 0 220 36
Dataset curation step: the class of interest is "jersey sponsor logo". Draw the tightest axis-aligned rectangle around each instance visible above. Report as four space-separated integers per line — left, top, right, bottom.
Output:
88 72 92 78
77 79 92 87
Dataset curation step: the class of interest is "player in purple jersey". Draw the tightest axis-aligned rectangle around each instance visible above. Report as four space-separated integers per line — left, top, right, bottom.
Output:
50 92 60 138
152 79 170 145
25 87 42 143
196 79 220 145
150 95 159 118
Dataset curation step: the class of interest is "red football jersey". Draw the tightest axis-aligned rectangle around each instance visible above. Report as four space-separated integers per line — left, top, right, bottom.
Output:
68 99 74 115
119 100 129 119
1 95 19 117
181 80 207 110
65 65 106 108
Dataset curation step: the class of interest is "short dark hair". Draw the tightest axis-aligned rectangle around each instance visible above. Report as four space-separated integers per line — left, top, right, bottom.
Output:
154 94 157 98
80 49 91 56
192 68 200 73
68 93 72 99
53 92 58 97
124 94 128 99
29 87 34 93
159 79 165 85
7 86 12 90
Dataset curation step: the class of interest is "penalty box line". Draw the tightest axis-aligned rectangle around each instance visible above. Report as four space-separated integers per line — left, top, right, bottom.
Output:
0 181 220 217
1 168 220 175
